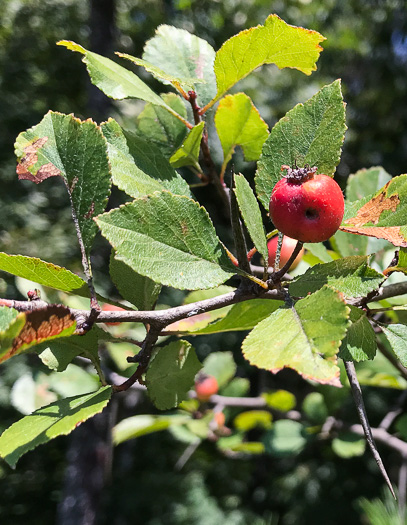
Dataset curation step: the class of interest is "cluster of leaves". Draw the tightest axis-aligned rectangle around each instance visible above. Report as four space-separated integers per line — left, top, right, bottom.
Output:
1 15 407 493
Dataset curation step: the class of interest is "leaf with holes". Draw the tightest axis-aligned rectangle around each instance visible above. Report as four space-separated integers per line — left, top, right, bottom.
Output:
211 15 325 109
95 192 236 290
15 111 111 257
146 340 202 410
101 118 191 199
242 286 349 386
0 386 112 467
340 175 407 247
255 81 346 210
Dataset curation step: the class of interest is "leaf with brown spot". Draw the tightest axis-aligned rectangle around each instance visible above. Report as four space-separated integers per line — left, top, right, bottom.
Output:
340 175 407 247
16 138 60 183
0 305 76 364
15 111 111 256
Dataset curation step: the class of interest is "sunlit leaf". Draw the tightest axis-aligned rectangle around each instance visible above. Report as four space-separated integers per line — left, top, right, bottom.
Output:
15 111 111 257
113 414 189 445
255 81 346 209
0 305 76 364
142 25 216 107
234 174 268 262
0 386 112 467
95 192 236 290
170 122 205 169
289 256 384 299
340 175 407 247
0 253 88 296
215 93 268 166
101 118 191 199
58 41 179 115
338 306 376 362
242 286 349 386
212 14 325 107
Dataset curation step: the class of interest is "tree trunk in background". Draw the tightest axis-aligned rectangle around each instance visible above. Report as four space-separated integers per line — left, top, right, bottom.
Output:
56 401 117 525
56 3 116 523
87 0 116 121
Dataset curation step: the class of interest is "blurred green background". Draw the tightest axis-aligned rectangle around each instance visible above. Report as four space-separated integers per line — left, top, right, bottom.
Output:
1 1 407 524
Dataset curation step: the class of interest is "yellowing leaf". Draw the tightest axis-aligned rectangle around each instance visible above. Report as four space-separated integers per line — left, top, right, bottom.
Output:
209 15 325 109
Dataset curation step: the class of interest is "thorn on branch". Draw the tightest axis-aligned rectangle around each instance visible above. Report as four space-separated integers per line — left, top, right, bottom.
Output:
344 360 396 499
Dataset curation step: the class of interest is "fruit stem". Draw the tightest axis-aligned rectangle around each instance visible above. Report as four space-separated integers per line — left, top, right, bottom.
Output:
274 232 284 271
269 240 304 284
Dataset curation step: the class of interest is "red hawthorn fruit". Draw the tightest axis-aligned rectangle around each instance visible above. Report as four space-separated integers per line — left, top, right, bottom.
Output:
102 303 126 325
267 235 304 270
195 374 218 402
269 165 345 243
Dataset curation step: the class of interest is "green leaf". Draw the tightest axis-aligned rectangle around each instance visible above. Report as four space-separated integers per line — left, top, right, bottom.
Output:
191 298 282 335
135 93 188 157
0 253 88 296
242 286 349 386
113 414 189 445
36 326 107 373
226 442 265 455
116 53 203 91
338 306 377 362
263 420 307 457
346 166 392 202
95 192 236 290
58 41 177 114
302 392 328 424
169 122 205 169
0 305 76 365
262 390 296 412
289 256 384 299
202 351 236 388
145 340 202 410
234 174 268 262
381 324 407 367
234 411 272 432
0 386 112 468
331 230 369 259
101 118 191 199
109 254 161 311
255 80 346 209
215 94 269 167
356 352 407 390
303 243 336 264
340 174 407 247
220 377 250 398
386 246 407 275
15 111 111 257
142 25 216 107
332 432 366 458
212 14 325 108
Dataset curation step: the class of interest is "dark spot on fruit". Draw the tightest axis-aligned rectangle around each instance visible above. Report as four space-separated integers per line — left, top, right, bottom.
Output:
305 208 319 220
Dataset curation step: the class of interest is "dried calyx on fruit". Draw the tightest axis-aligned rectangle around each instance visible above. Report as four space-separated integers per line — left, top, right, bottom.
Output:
269 165 345 243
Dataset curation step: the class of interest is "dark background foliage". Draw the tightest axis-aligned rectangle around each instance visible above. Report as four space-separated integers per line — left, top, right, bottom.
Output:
0 1 407 524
